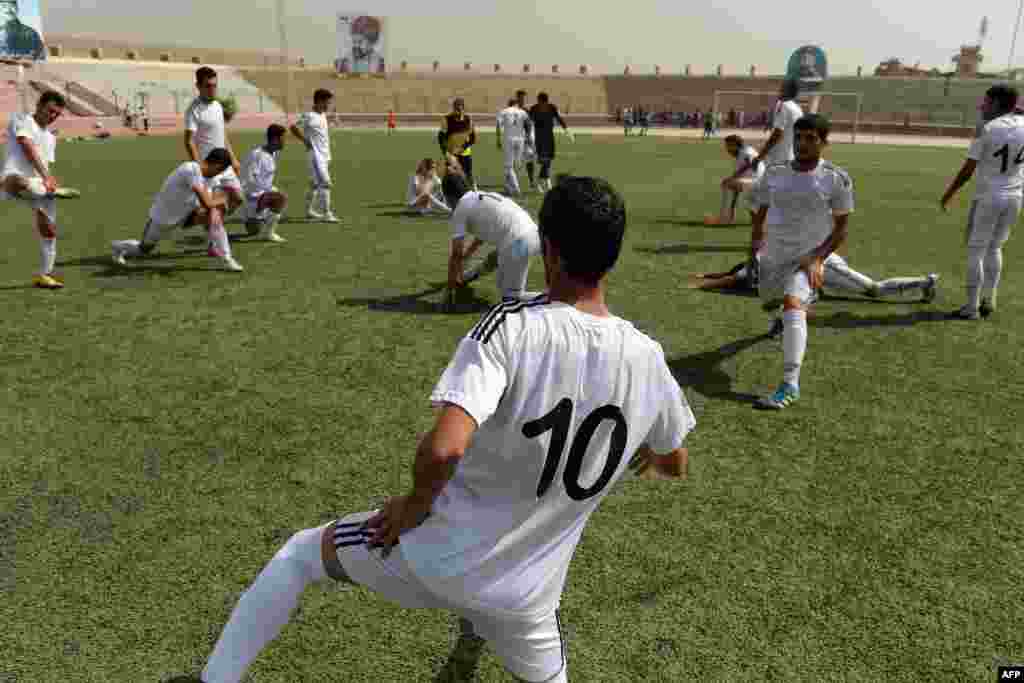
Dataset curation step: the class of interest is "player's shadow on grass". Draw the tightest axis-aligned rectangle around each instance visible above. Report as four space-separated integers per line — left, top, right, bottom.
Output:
375 210 448 218
431 618 487 683
810 310 957 329
337 283 492 315
636 243 749 256
668 333 770 405
653 218 749 229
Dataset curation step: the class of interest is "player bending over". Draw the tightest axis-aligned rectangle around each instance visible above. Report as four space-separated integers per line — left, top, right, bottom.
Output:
239 124 288 243
185 67 243 217
705 134 764 226
443 168 542 302
406 157 450 215
110 149 243 272
941 83 1023 320
290 89 339 223
497 97 531 196
0 90 70 289
750 114 852 410
188 176 694 683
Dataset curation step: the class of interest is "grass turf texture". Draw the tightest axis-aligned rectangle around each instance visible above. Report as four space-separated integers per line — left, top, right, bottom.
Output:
1 130 1022 683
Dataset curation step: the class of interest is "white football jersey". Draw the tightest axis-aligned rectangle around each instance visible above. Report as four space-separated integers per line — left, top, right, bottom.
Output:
767 99 804 165
3 113 55 179
297 111 331 161
736 144 763 180
402 297 696 619
240 145 278 200
968 113 1024 198
184 98 226 161
750 159 854 263
149 161 206 226
497 106 529 141
450 191 537 249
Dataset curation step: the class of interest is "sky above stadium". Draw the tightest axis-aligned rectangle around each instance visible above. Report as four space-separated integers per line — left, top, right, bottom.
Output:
41 0 1024 75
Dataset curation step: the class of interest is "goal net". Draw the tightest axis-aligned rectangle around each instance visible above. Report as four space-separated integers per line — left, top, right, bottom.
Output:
712 90 864 143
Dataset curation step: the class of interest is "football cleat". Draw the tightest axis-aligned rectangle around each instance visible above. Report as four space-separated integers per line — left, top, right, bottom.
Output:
952 305 980 320
53 187 81 199
767 317 784 339
755 383 799 410
322 213 341 224
262 232 287 243
921 274 939 303
980 300 995 318
33 273 64 289
111 246 128 266
221 256 244 272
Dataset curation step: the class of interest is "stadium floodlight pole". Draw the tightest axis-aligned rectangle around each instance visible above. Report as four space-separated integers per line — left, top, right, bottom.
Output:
1011 0 1024 73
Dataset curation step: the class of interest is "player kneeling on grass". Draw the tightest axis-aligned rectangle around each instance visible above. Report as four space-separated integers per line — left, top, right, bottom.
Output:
0 90 77 289
705 134 763 226
187 176 694 683
111 148 244 272
750 114 853 410
443 168 542 303
406 157 450 215
240 124 288 243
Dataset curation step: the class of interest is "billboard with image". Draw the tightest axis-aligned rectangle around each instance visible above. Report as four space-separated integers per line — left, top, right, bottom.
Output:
0 0 45 61
336 13 386 75
786 45 827 93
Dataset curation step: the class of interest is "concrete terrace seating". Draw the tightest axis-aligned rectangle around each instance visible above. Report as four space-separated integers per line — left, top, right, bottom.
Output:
35 59 284 117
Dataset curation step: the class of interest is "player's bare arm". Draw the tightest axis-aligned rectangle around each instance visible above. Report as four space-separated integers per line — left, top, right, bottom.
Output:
225 136 241 175
747 128 783 173
184 130 201 163
751 205 768 257
288 123 309 149
367 404 477 552
192 184 228 212
13 135 56 192
941 159 978 211
448 237 466 289
629 445 689 480
801 213 850 289
463 238 483 261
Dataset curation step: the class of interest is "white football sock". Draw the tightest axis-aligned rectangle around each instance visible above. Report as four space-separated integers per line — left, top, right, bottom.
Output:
112 239 144 258
504 166 521 195
982 245 1003 307
39 237 56 275
965 246 985 310
208 211 232 259
305 189 321 216
202 525 329 683
259 213 281 239
782 309 807 389
321 189 334 216
875 277 929 297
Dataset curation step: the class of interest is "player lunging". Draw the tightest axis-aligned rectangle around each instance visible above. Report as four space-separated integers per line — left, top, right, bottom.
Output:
750 114 853 410
497 97 531 196
941 84 1023 320
185 67 243 217
239 124 288 243
529 92 573 193
0 90 68 289
705 134 764 226
290 89 339 223
110 149 243 272
191 176 694 683
443 169 542 303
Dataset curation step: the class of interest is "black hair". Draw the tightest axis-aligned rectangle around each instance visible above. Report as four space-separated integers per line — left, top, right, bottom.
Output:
313 89 334 104
781 79 799 100
537 92 550 103
196 66 217 85
508 98 517 107
442 172 470 209
38 90 66 108
793 113 831 143
205 148 232 168
538 176 626 285
515 89 527 98
724 134 744 145
266 123 286 141
986 84 1019 115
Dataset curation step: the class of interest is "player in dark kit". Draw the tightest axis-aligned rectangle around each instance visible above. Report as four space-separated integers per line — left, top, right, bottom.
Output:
439 97 478 190
529 92 574 192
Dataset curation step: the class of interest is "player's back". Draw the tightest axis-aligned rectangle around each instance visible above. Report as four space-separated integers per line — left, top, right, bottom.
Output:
403 298 693 619
498 106 527 139
530 103 558 136
241 146 276 195
455 191 535 248
973 113 1024 197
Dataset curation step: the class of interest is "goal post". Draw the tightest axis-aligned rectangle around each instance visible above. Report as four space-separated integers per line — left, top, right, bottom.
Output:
712 90 864 144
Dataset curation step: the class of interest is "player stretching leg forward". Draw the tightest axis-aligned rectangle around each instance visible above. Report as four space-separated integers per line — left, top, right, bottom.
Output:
0 90 68 289
529 92 573 193
497 98 530 196
188 177 694 683
240 124 289 243
406 158 450 215
705 134 764 226
110 149 243 272
941 84 1024 320
750 114 853 410
442 169 542 303
185 67 243 219
290 89 339 223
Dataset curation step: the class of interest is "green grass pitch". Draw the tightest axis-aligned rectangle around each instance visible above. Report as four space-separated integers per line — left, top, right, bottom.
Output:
1 130 1022 682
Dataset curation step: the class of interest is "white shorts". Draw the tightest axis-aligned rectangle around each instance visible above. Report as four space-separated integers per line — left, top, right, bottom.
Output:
504 138 525 169
328 511 567 683
758 259 817 308
0 175 56 223
140 215 191 245
243 189 277 223
208 167 242 195
967 196 1020 249
309 155 332 189
498 231 542 300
